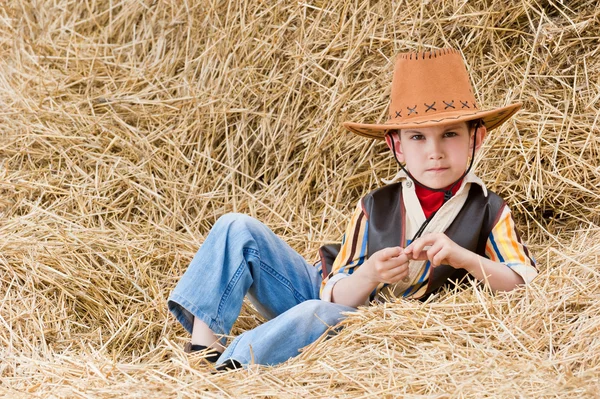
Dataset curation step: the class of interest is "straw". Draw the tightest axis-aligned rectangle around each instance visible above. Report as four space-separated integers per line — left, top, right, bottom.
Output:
1 0 599 397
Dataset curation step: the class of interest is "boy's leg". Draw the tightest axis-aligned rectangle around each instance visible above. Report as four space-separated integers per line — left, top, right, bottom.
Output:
167 213 322 344
217 299 355 367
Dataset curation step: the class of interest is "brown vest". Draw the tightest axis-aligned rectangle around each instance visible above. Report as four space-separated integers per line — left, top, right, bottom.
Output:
319 183 505 299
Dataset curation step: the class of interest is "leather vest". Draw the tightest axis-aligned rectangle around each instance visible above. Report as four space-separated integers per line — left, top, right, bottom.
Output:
319 183 505 299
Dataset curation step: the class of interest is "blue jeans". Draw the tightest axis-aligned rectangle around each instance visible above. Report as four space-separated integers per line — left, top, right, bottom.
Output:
168 213 355 367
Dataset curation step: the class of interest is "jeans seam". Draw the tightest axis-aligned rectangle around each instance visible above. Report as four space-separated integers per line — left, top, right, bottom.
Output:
243 246 309 303
243 247 259 257
259 261 308 303
216 259 246 322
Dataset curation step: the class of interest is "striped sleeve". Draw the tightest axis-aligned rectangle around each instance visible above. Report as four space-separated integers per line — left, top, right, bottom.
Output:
320 201 369 301
485 205 538 283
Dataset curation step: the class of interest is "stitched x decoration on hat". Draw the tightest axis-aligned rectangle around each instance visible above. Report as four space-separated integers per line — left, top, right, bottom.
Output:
343 48 521 140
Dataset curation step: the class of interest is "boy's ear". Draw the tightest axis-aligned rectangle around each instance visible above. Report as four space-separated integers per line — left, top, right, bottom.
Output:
384 130 405 163
471 124 487 151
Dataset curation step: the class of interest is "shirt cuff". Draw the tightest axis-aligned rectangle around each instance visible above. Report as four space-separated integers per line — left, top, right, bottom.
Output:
320 273 350 302
505 263 538 284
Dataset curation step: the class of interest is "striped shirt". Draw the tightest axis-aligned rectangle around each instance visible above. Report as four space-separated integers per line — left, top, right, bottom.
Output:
319 172 537 302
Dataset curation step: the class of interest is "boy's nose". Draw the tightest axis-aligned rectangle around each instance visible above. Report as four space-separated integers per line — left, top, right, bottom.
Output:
427 141 444 159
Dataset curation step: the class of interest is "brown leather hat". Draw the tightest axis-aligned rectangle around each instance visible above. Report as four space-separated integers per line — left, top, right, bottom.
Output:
343 48 521 140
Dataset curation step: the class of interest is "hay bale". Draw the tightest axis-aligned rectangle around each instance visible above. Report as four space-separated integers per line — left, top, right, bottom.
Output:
1 0 599 397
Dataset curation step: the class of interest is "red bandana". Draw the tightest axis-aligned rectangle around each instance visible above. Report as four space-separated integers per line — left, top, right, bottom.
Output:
414 179 463 219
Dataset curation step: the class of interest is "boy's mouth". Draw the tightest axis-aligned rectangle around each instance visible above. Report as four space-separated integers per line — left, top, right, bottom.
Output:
426 167 449 173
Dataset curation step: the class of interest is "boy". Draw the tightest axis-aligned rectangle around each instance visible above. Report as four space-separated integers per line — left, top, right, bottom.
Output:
167 48 537 370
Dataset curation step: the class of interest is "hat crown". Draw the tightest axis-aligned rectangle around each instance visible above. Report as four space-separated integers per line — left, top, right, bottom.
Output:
388 49 478 122
341 47 521 140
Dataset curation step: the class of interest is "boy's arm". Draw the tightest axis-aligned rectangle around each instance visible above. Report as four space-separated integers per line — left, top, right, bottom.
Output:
461 253 525 291
320 202 410 307
319 202 368 303
330 247 409 308
481 206 537 284
404 206 537 292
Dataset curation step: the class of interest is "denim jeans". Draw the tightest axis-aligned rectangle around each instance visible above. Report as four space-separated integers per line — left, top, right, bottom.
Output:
168 213 355 367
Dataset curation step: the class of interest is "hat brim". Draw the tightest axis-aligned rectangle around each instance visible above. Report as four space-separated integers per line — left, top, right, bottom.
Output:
343 103 521 140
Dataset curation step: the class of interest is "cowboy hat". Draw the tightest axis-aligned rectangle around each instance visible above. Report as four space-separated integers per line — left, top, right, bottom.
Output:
343 48 521 140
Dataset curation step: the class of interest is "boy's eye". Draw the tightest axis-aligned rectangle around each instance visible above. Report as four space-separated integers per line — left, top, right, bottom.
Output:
444 131 458 138
410 134 425 140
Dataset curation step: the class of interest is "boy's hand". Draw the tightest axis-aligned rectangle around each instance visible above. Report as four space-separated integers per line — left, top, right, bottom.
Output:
357 247 410 285
404 233 474 269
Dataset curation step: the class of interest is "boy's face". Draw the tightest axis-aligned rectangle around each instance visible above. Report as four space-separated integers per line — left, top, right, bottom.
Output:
385 122 486 189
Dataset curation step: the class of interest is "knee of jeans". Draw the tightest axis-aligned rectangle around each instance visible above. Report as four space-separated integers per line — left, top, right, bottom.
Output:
294 299 323 313
292 300 348 324
215 213 261 230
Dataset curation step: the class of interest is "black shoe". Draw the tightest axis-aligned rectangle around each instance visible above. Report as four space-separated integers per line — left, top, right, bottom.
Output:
183 342 221 363
215 359 242 372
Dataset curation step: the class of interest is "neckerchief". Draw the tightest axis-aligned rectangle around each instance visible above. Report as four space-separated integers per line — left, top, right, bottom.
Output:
415 179 463 219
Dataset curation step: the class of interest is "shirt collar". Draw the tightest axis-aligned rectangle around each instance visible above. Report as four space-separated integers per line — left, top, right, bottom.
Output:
381 169 488 197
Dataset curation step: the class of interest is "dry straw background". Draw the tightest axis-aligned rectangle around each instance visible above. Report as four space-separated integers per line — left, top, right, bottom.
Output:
1 0 599 397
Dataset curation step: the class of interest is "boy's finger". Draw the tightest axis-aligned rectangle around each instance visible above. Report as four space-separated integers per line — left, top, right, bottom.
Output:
432 247 450 267
426 244 443 265
378 246 403 260
404 239 424 257
408 252 428 261
406 240 427 259
384 258 409 270
391 252 410 264
407 235 438 258
386 261 408 275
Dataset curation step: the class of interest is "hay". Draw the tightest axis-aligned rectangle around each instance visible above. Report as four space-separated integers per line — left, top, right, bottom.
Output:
1 0 599 397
